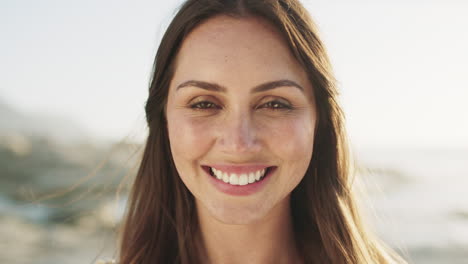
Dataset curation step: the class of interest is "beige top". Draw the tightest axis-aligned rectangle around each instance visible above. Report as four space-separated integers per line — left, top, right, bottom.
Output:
95 259 116 264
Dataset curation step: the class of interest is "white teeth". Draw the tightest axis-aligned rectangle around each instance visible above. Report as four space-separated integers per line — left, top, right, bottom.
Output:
255 170 261 181
210 167 270 186
211 168 223 179
229 174 239 185
239 174 248 185
222 172 229 183
248 173 255 183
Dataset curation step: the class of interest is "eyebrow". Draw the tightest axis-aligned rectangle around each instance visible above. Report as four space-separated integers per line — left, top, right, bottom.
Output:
176 79 304 93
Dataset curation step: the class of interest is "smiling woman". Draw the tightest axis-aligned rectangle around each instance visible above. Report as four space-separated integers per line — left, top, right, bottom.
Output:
116 0 407 263
166 15 317 231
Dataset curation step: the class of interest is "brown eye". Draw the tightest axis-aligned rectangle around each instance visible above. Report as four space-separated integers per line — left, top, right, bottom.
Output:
260 100 292 110
190 101 220 110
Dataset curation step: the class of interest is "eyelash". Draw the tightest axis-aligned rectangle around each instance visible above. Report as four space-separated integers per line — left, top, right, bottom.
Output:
189 100 292 110
261 101 292 110
190 101 221 110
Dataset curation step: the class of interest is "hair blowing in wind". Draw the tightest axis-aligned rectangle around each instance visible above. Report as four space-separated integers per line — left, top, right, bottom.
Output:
118 0 407 263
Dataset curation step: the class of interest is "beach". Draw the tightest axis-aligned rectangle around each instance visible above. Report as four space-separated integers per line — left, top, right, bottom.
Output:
1 142 467 263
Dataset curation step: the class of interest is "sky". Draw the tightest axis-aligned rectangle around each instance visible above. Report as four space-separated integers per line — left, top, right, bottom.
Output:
1 0 467 148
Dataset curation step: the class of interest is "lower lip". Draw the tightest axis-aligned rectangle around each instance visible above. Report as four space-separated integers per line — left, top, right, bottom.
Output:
205 167 275 196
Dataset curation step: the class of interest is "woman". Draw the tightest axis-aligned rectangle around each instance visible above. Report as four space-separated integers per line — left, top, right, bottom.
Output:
117 0 407 263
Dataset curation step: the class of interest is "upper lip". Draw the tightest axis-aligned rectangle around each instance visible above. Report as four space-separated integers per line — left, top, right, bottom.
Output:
203 164 273 174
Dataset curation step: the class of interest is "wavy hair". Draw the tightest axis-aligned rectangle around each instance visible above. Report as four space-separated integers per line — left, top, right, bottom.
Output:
118 0 406 263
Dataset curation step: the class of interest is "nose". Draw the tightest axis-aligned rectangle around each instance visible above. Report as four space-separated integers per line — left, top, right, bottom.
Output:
217 111 261 155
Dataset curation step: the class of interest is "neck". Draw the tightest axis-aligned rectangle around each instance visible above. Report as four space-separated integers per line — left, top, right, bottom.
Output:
196 197 303 264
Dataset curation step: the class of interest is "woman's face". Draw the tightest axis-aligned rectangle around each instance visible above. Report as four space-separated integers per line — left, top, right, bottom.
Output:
166 15 317 224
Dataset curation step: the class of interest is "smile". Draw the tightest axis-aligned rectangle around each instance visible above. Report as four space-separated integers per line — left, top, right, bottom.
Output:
202 165 276 196
209 167 269 185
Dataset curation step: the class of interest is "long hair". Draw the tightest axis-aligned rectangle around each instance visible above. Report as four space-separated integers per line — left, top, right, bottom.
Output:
119 0 406 263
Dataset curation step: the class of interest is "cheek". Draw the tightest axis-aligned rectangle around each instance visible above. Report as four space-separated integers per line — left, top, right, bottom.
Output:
260 115 315 161
167 113 214 163
167 112 214 192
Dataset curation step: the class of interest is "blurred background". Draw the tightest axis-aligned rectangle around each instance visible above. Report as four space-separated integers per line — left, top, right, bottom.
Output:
1 0 467 263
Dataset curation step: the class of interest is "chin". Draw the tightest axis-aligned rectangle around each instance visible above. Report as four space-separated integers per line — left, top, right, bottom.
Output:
198 196 286 225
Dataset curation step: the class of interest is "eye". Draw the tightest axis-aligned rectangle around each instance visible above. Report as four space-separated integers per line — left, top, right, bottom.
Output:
259 100 292 110
189 101 221 110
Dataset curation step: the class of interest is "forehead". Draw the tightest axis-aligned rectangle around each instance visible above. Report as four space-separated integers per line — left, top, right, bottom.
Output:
172 15 311 92
182 15 283 55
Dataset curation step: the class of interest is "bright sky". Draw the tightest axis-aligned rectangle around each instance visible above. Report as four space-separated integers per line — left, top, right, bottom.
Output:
1 0 467 148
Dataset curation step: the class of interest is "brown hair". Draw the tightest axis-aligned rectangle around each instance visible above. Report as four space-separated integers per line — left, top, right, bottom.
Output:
119 0 406 263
